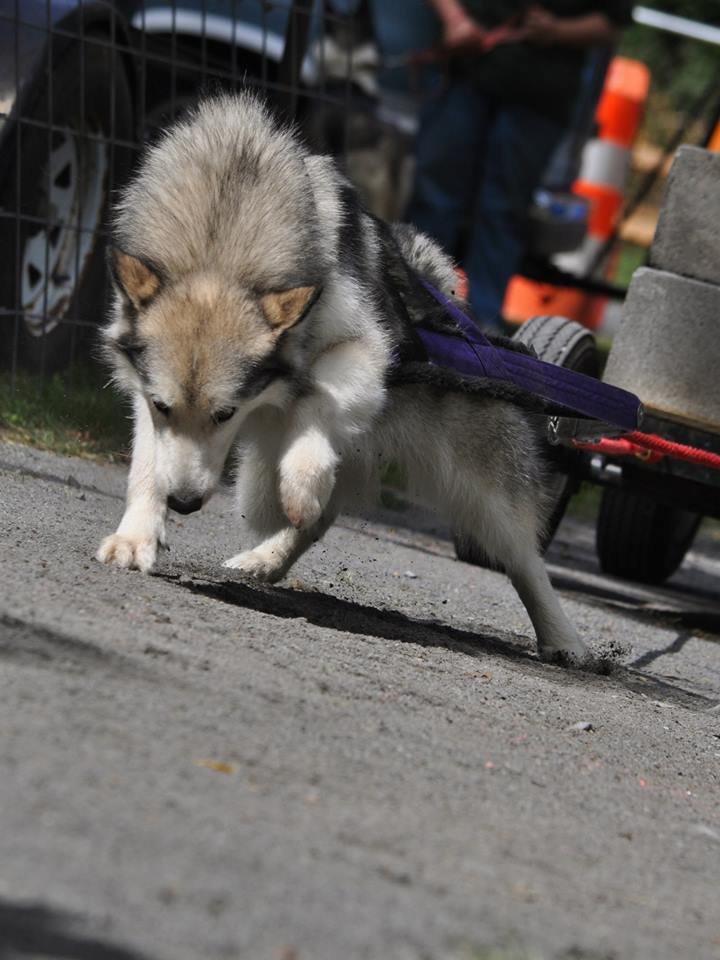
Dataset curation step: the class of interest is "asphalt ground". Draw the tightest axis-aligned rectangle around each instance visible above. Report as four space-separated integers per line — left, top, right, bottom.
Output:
1 440 719 960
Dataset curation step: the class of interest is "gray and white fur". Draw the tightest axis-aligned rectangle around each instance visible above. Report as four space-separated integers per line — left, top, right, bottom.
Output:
97 91 590 666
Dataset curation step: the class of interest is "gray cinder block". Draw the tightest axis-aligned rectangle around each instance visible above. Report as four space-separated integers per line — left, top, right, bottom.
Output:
649 146 720 286
604 267 720 429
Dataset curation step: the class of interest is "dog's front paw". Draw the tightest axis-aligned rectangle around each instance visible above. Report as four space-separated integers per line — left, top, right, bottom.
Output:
280 484 324 530
279 436 337 530
223 548 286 583
280 463 331 528
96 533 158 573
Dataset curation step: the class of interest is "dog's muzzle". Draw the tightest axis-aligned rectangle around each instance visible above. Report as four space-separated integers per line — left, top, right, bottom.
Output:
167 494 203 515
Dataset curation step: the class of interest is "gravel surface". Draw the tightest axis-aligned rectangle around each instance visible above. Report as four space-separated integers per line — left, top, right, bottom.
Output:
1 441 719 960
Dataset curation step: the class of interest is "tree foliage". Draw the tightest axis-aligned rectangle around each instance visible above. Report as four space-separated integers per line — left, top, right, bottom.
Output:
620 0 720 111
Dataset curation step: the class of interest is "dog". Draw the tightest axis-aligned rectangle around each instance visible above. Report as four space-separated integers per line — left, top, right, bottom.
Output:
97 91 590 667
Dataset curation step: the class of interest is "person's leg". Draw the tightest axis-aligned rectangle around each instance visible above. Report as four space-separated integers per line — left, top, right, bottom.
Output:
406 75 489 258
465 103 565 328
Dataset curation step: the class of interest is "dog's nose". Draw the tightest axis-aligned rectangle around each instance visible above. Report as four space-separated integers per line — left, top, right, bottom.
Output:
167 494 203 515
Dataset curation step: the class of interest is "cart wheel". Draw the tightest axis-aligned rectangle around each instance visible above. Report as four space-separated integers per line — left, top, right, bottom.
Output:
596 488 701 585
512 313 599 375
454 315 598 569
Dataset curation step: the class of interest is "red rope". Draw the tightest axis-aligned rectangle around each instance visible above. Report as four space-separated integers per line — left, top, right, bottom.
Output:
572 431 720 471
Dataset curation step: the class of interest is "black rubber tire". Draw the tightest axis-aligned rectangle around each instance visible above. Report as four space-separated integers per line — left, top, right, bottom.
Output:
455 314 598 569
596 488 701 585
0 38 134 374
512 313 599 377
515 314 598 548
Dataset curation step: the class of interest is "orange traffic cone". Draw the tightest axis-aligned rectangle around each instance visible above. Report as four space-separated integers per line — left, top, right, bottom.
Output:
504 57 650 330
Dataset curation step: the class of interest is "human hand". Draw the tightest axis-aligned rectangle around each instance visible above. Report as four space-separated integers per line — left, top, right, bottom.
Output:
442 10 486 50
519 5 562 45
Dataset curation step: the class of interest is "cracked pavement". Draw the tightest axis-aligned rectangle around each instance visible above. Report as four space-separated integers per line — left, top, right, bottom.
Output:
1 441 719 960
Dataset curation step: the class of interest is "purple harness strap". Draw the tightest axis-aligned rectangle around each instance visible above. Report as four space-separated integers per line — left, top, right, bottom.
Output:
417 281 642 432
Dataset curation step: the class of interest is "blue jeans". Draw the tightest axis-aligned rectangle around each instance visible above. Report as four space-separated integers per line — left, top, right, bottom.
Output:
406 78 565 329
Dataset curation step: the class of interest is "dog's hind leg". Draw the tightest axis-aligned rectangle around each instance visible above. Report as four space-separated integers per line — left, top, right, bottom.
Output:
411 390 590 666
97 395 167 572
453 484 589 665
232 417 288 541
225 485 340 583
508 550 589 666
225 418 341 583
223 441 371 584
224 515 336 583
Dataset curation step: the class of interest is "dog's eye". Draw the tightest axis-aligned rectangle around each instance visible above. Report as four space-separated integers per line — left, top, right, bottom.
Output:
212 407 236 425
153 399 171 416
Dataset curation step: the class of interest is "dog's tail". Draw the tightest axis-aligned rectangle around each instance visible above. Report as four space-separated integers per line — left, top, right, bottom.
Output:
389 223 461 301
366 217 469 340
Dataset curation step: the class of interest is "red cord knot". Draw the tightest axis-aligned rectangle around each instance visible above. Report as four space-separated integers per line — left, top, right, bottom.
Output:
571 431 720 471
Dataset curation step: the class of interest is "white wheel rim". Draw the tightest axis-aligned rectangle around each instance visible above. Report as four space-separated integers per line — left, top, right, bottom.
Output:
21 128 107 337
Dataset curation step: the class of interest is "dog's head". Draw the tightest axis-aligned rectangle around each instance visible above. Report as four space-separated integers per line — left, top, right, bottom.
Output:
105 249 319 514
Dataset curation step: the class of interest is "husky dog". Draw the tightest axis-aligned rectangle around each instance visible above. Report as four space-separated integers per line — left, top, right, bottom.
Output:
97 92 590 666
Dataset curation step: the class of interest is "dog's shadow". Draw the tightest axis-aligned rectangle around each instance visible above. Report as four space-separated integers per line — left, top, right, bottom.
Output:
0 897 154 960
167 572 716 712
175 570 525 660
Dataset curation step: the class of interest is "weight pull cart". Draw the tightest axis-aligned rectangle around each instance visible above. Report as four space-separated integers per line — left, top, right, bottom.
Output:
415 277 720 586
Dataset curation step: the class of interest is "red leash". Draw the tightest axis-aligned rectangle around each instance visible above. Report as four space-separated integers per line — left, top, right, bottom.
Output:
572 431 720 471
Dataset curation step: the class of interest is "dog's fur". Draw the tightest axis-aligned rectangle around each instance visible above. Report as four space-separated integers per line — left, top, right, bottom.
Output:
97 92 589 666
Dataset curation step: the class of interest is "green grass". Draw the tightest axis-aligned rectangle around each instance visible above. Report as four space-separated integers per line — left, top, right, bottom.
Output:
565 482 601 522
0 364 130 461
380 459 407 491
612 241 647 289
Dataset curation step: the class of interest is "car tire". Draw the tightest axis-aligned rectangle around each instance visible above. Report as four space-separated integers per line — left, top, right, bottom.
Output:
454 315 598 569
0 36 134 374
596 487 701 585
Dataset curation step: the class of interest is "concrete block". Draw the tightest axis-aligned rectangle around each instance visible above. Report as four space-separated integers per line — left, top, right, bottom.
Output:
603 267 720 429
649 146 720 286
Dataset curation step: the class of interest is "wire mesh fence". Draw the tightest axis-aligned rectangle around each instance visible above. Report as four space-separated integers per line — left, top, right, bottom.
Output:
0 0 381 381
2 2 719 386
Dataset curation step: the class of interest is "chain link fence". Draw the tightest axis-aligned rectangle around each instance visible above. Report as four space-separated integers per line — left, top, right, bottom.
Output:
0 0 391 380
2 2 719 385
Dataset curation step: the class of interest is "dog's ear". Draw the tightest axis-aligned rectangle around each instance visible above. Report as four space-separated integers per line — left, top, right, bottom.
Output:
109 248 162 310
260 286 320 334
